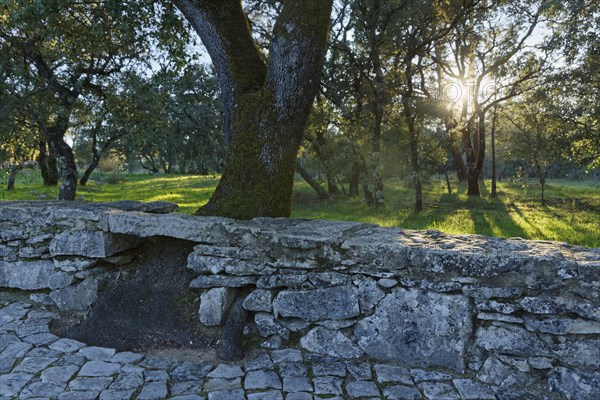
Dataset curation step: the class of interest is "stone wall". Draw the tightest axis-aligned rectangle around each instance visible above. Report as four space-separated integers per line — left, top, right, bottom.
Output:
1 201 599 399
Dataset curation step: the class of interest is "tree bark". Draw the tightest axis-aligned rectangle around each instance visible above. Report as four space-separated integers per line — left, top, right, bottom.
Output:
47 126 78 201
174 0 333 219
349 158 360 197
80 157 100 186
7 164 17 191
490 106 498 198
38 140 59 186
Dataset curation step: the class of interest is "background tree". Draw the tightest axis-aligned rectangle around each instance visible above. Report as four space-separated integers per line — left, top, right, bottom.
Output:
173 0 334 218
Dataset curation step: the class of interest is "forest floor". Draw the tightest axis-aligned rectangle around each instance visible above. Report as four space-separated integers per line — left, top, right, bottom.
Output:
2 169 599 247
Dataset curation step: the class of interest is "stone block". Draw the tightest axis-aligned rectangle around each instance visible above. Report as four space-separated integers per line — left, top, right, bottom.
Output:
354 288 471 372
273 285 359 321
50 278 99 311
300 327 363 359
0 260 55 290
49 231 141 258
243 289 273 312
548 367 600 400
199 288 236 326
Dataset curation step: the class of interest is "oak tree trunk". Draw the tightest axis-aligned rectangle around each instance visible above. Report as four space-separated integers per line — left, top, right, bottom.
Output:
47 126 78 201
38 140 59 186
174 0 333 219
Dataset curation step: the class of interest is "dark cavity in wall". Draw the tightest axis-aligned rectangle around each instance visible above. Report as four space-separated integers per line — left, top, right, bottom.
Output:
52 237 217 353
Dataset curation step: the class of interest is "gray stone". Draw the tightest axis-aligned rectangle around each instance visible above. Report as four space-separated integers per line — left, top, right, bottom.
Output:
79 361 121 377
553 338 600 370
207 364 244 379
99 389 136 400
278 362 307 377
313 376 343 396
420 382 459 399
383 385 422 400
69 376 114 391
346 362 372 380
312 361 346 377
144 369 169 382
13 356 56 374
378 278 398 288
300 327 362 358
170 396 204 400
548 367 600 400
49 338 86 353
108 211 233 243
50 278 98 311
207 389 245 400
187 254 231 274
243 289 273 312
355 288 471 372
285 393 313 400
283 376 312 393
525 317 600 335
110 351 143 364
255 313 290 339
355 277 385 312
109 369 143 390
374 364 412 385
49 231 141 258
41 365 80 384
0 373 33 397
476 300 521 314
474 323 543 357
257 274 307 289
190 275 257 288
204 378 242 391
171 362 213 382
170 381 203 396
528 356 553 369
477 355 535 387
199 287 236 326
462 286 522 299
245 370 282 390
247 391 284 400
60 391 102 400
476 312 524 323
245 352 273 371
53 258 97 272
452 379 496 399
346 381 380 398
308 272 352 288
0 260 55 290
261 334 283 349
520 296 599 320
271 349 303 364
78 346 117 361
410 370 453 383
20 382 65 398
137 381 168 400
273 286 359 321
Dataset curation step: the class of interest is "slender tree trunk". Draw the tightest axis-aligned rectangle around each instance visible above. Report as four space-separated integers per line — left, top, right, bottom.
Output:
445 165 452 194
490 106 498 198
296 161 329 200
466 110 486 197
409 135 423 212
444 119 467 182
314 130 340 195
349 158 360 197
174 0 333 219
79 158 100 186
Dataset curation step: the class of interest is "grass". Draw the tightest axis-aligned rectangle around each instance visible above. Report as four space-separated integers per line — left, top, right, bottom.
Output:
1 169 599 247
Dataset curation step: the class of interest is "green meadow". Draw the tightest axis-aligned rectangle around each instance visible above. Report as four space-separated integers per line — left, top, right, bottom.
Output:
2 170 599 248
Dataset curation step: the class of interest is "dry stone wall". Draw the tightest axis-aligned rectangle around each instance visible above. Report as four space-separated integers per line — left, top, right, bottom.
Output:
1 201 599 399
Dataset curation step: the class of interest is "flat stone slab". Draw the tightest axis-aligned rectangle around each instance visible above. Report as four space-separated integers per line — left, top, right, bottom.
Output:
355 288 472 372
273 285 359 321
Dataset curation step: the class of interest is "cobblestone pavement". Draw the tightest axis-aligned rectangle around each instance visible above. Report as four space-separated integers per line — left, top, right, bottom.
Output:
0 302 551 400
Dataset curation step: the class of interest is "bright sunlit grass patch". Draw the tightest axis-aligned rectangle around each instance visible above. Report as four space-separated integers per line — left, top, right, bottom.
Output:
1 170 598 247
